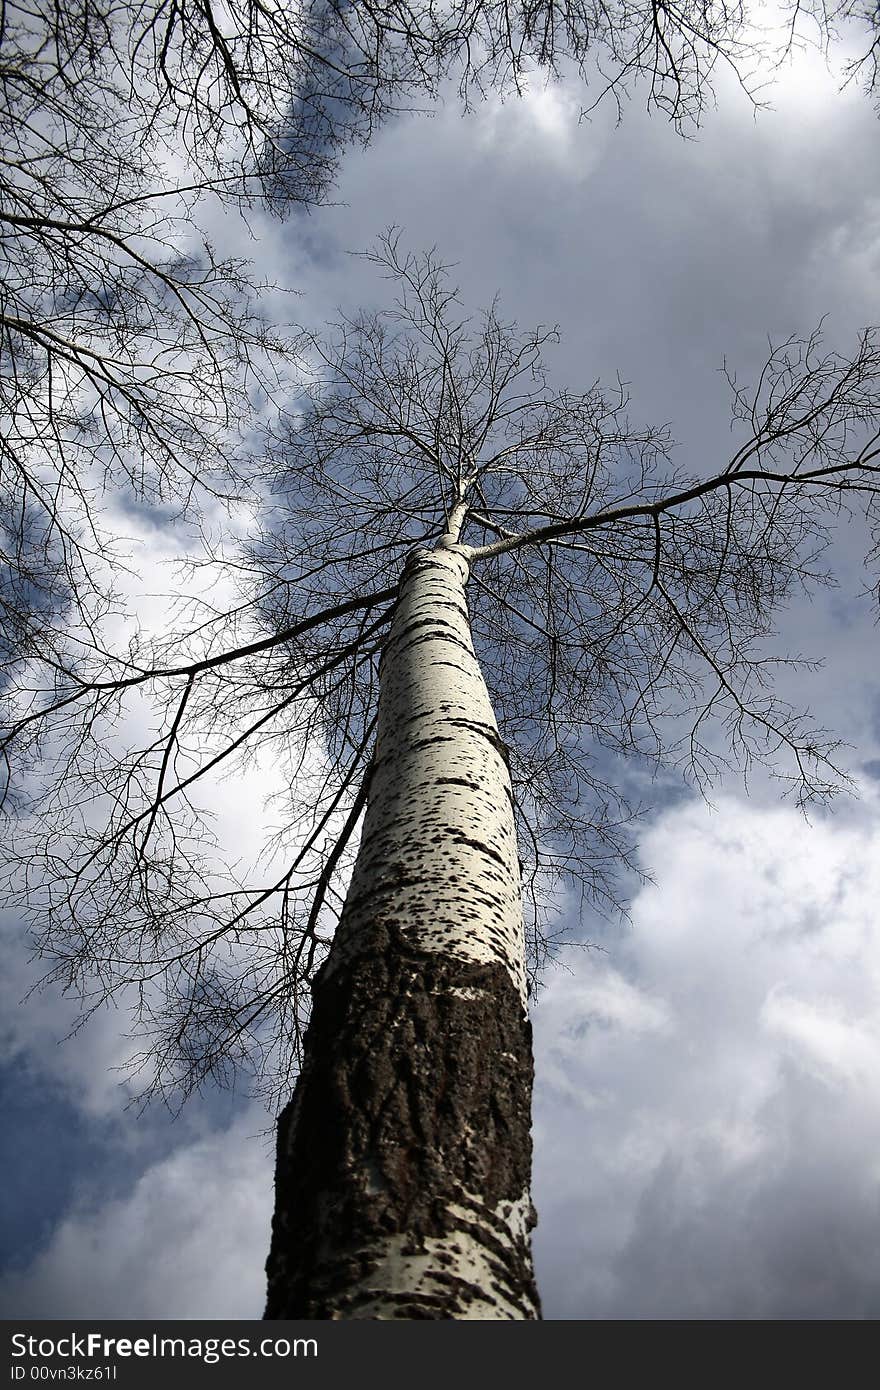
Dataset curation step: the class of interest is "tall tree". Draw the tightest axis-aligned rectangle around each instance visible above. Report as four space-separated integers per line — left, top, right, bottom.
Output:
4 236 879 1314
0 0 790 1101
4 0 880 1326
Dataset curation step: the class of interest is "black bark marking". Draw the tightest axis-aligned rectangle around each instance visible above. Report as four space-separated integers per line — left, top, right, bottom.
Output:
444 718 512 766
393 628 475 658
368 728 503 769
444 830 510 872
264 932 539 1320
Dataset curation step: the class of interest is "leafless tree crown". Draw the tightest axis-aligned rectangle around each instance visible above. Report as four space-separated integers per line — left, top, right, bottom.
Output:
3 231 879 1104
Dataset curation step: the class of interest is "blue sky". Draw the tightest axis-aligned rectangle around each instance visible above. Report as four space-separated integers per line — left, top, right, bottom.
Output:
3 34 880 1319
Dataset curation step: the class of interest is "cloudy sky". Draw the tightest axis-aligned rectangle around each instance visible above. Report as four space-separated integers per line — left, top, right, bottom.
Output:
3 26 880 1320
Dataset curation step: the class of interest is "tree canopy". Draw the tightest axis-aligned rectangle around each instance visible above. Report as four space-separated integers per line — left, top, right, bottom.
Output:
3 0 878 679
3 232 878 1109
2 0 880 1092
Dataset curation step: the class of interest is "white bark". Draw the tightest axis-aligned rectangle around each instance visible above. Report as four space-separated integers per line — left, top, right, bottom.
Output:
265 544 540 1320
327 543 528 1006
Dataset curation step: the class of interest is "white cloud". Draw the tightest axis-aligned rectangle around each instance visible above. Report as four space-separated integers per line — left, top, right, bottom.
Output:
532 789 880 1318
761 987 880 1089
473 81 607 181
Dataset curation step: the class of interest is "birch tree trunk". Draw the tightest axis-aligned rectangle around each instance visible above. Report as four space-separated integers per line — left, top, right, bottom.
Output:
264 543 541 1319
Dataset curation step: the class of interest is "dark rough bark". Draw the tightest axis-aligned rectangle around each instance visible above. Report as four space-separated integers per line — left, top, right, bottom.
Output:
264 919 540 1319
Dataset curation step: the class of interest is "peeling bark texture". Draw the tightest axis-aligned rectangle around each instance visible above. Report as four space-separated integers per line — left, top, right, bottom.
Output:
265 546 541 1320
